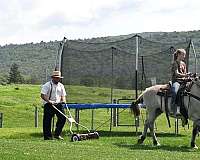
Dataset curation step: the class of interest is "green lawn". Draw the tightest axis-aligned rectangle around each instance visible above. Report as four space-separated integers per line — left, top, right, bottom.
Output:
0 84 200 160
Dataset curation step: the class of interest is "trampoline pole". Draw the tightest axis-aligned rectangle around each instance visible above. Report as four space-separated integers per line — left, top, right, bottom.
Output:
91 109 94 130
191 41 197 73
135 35 139 99
110 47 114 103
110 108 113 132
58 37 67 71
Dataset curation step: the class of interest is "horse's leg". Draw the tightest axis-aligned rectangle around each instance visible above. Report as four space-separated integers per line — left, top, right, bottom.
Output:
137 119 149 144
138 108 162 145
149 108 162 146
191 121 199 149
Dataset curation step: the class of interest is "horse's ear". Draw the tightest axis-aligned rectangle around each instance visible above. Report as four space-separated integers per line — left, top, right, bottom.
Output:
195 76 200 81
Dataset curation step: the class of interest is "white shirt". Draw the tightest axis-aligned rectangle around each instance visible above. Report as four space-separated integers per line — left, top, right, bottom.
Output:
41 80 67 104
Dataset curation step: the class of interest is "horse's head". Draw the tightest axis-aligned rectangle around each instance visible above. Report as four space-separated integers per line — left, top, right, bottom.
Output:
192 75 200 87
188 74 200 96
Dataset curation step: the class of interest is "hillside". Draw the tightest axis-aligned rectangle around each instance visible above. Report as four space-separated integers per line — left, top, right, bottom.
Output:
0 30 200 84
0 41 60 83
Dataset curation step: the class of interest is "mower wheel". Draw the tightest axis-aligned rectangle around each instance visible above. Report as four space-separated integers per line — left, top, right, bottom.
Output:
94 132 99 139
71 134 80 142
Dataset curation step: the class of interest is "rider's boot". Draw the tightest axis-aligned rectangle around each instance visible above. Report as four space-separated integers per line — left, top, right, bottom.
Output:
175 106 181 117
171 93 181 117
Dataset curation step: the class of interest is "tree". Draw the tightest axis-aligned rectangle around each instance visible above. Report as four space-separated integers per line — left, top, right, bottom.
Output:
8 63 24 84
0 74 8 85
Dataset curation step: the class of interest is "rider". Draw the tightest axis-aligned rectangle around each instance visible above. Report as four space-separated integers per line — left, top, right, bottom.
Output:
171 48 190 117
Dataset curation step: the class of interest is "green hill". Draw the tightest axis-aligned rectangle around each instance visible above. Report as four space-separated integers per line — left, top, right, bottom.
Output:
0 30 200 84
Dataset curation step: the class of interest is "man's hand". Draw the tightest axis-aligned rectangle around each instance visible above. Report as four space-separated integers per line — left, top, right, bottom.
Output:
41 94 56 105
48 100 56 105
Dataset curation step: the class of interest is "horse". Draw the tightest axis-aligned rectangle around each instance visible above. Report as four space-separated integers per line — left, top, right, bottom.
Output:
130 77 200 149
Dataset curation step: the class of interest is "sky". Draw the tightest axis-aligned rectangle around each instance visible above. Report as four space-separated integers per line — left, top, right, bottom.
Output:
0 0 200 45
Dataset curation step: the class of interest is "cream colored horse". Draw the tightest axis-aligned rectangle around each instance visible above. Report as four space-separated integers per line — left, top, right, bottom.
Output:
131 78 200 149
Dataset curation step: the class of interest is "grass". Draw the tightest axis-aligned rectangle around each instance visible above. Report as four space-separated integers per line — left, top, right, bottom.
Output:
0 84 200 160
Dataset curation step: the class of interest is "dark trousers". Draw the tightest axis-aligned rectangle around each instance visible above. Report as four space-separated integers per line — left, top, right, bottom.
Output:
43 103 66 139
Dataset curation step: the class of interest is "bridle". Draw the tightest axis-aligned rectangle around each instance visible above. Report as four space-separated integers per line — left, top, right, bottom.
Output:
186 77 200 102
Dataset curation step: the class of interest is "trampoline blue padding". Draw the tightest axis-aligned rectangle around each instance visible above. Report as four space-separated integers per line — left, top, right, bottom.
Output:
66 103 130 109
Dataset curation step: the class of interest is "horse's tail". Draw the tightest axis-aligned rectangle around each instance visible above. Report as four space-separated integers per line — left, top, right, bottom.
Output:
130 93 144 116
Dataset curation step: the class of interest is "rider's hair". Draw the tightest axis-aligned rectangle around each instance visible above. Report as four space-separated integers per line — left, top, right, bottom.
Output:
173 49 186 60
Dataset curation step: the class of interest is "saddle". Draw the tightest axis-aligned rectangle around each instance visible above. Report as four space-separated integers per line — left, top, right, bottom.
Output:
156 83 172 97
157 81 190 103
157 78 193 96
156 82 188 127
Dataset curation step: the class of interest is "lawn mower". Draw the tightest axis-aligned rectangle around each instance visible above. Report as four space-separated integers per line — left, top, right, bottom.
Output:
52 104 99 142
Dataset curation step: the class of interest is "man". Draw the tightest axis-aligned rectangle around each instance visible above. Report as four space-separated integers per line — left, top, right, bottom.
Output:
171 48 189 117
41 70 66 140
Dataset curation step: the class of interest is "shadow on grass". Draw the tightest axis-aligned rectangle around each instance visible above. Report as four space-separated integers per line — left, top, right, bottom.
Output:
93 130 186 138
30 132 43 138
114 142 194 152
5 130 186 140
0 132 43 139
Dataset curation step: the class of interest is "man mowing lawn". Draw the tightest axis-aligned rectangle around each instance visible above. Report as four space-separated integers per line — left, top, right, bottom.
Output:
41 70 67 140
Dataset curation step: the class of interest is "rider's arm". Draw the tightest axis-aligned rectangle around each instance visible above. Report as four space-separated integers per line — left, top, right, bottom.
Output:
175 69 187 78
173 61 187 78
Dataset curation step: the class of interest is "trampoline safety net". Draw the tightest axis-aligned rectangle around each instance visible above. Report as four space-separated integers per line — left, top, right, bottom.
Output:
60 35 191 101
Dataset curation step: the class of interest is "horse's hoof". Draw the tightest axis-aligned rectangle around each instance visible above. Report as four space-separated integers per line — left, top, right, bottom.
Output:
193 145 198 149
153 141 160 146
137 135 145 144
137 138 144 144
156 143 161 146
191 142 198 149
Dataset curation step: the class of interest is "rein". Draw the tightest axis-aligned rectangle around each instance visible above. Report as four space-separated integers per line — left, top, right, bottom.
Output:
187 92 200 101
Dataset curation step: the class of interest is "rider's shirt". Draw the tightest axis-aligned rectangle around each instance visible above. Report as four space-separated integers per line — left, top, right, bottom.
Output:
171 60 187 83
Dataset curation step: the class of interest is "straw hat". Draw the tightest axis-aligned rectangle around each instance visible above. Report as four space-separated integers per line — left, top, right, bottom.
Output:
51 71 63 78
